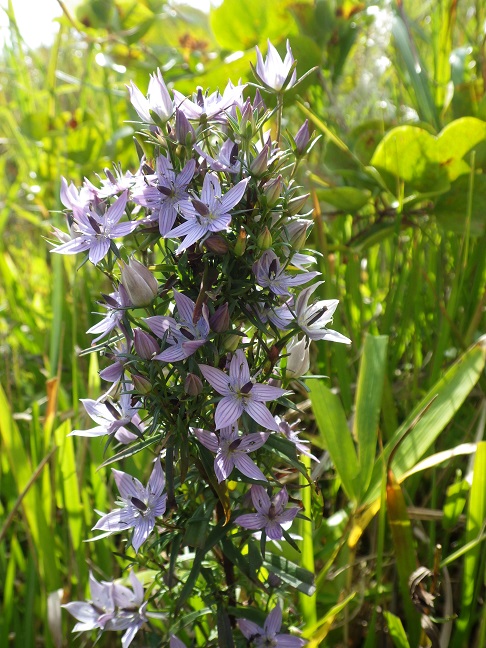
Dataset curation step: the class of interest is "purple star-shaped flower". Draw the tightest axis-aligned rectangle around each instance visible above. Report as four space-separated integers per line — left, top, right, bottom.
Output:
165 173 249 253
252 250 319 296
62 572 115 633
146 290 209 363
173 81 246 122
51 191 139 265
92 460 167 552
275 416 318 461
70 390 144 444
295 281 351 344
235 485 300 540
194 138 241 174
254 39 297 92
199 349 286 431
132 156 196 235
192 424 269 482
238 604 306 647
86 286 131 344
109 572 148 648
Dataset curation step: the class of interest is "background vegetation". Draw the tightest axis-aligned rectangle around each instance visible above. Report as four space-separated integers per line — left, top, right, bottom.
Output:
0 0 485 646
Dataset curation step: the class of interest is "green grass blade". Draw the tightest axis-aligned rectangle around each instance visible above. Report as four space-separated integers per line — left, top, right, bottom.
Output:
362 337 486 507
354 334 388 496
309 380 359 503
451 441 486 646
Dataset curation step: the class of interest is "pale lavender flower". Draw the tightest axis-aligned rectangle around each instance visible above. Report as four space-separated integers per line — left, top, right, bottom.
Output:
192 424 269 482
93 460 167 552
253 250 319 296
236 486 300 540
63 572 148 647
199 349 286 431
132 156 196 235
238 603 306 647
63 572 115 632
254 39 297 92
109 572 148 648
165 173 249 253
146 290 209 362
286 336 310 378
295 281 351 344
194 138 241 174
50 191 139 265
70 390 144 444
60 176 96 215
251 300 294 331
275 416 318 461
95 164 143 199
128 68 173 123
86 286 131 344
173 81 246 122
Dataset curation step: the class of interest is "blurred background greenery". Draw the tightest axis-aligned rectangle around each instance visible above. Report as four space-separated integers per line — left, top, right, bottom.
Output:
0 0 485 646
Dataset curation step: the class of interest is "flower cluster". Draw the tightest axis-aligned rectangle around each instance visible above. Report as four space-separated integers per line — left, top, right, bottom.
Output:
56 39 350 647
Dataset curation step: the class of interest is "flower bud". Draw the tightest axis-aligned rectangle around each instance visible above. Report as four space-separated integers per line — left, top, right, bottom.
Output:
175 108 195 146
293 119 310 155
250 142 269 177
131 374 153 394
184 373 203 396
257 226 273 250
262 174 283 207
286 336 310 378
133 328 160 359
223 334 240 352
286 193 309 216
283 219 310 251
204 234 229 255
119 258 158 307
209 303 230 333
233 228 247 257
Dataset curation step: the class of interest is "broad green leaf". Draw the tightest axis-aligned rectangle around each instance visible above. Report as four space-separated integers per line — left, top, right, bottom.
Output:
210 0 297 50
316 187 371 211
436 117 486 180
309 381 359 502
371 125 450 197
383 611 411 648
354 334 388 496
435 175 486 236
362 336 486 508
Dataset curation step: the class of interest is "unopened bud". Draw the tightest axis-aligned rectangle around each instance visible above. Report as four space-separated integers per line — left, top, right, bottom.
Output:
234 228 247 256
204 234 229 255
262 174 283 207
293 119 310 155
286 193 309 216
175 108 195 146
119 258 158 307
209 303 230 333
284 219 310 251
223 334 240 352
184 373 203 396
133 328 160 359
132 374 152 394
286 336 310 378
250 142 269 177
257 226 273 250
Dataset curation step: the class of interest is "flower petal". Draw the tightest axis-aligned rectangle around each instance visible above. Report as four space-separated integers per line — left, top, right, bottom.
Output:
244 400 280 431
199 364 230 395
233 453 267 481
215 395 243 429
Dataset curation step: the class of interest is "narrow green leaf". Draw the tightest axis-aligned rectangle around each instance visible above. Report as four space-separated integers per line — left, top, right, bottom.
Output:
383 611 411 648
263 554 315 596
309 381 359 502
362 337 486 507
452 441 486 646
354 334 388 496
